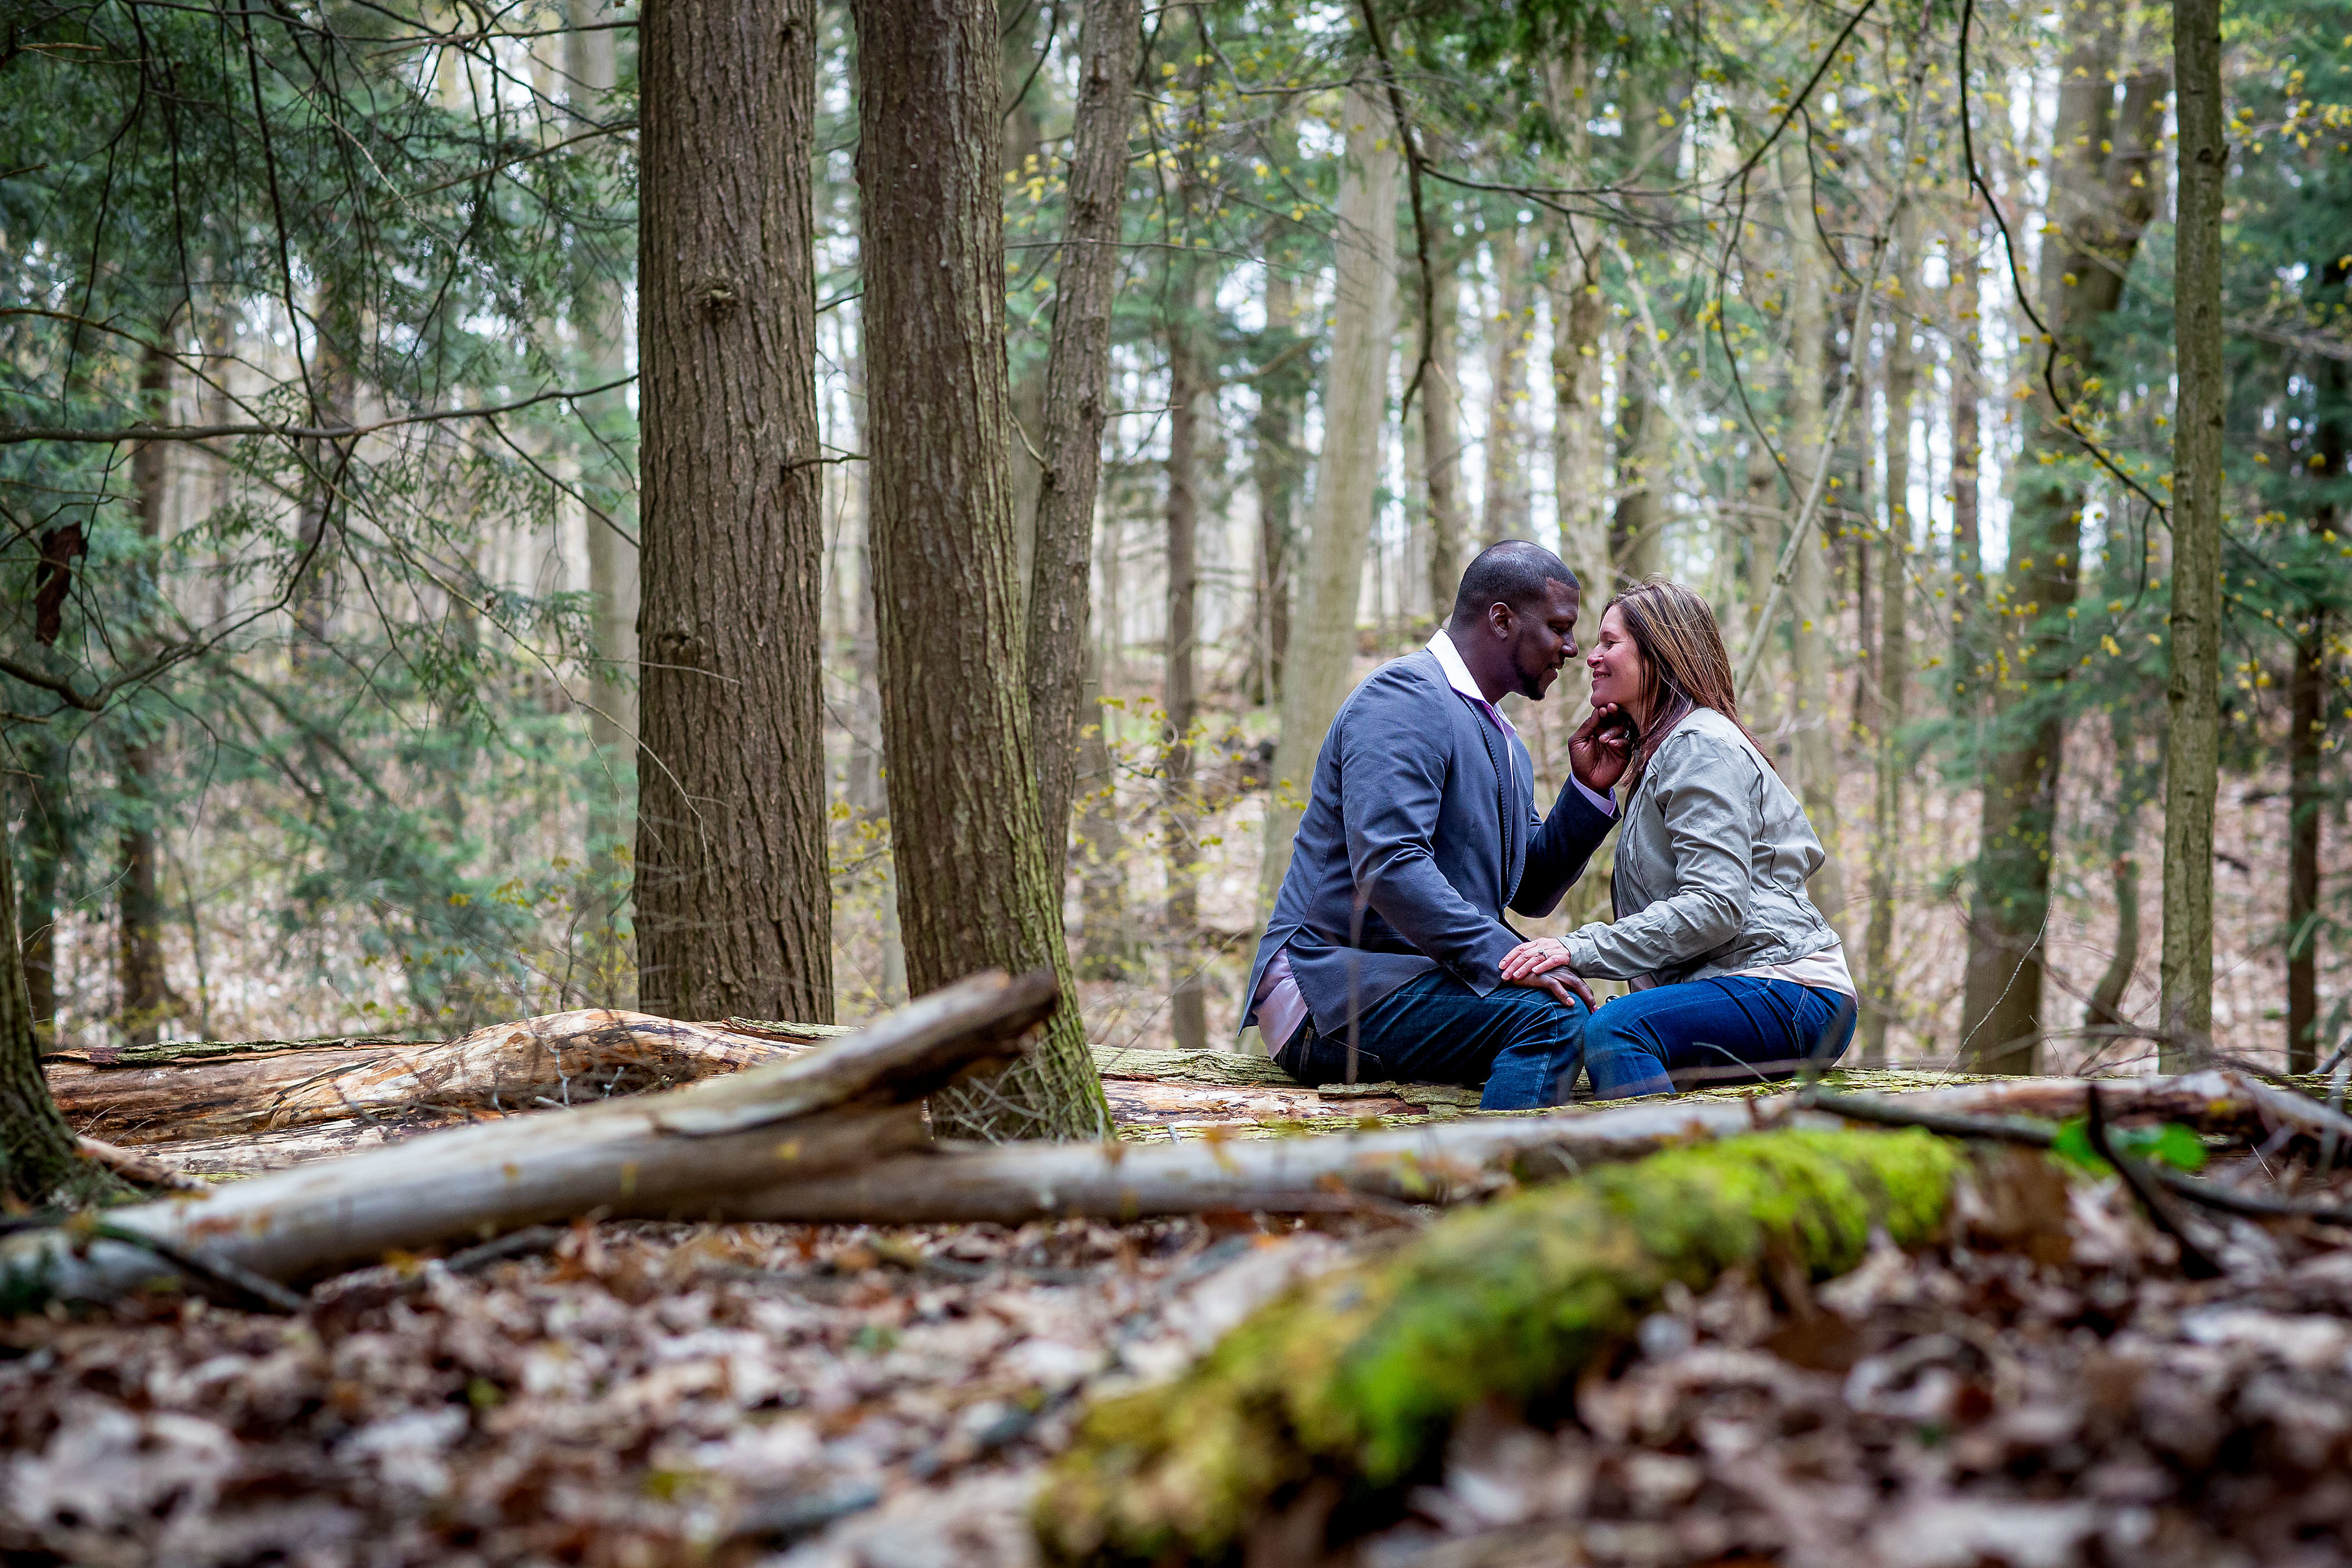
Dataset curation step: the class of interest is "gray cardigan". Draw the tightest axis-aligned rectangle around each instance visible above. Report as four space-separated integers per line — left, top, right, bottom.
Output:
1560 707 1841 986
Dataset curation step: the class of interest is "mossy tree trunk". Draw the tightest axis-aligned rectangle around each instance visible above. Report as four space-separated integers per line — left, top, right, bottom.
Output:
1 823 86 1206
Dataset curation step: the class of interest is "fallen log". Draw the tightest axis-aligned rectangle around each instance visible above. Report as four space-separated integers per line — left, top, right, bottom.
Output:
1 972 1055 1308
1034 1127 1980 1566
45 1009 814 1143
719 1071 2264 1224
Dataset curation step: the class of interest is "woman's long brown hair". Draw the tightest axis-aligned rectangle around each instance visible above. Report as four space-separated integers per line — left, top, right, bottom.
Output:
1607 577 1774 779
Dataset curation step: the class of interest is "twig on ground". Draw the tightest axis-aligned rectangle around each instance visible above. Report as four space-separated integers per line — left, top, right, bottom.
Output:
2084 1084 2223 1279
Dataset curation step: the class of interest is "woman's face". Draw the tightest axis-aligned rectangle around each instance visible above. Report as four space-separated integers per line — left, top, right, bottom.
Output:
1587 604 1648 720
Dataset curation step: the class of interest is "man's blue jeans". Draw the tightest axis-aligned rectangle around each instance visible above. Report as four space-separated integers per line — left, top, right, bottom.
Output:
1581 976 1855 1099
1272 970 1587 1109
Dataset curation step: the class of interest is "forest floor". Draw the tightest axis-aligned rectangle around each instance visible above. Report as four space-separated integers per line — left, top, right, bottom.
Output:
11 1052 2352 1566
9 1167 2352 1567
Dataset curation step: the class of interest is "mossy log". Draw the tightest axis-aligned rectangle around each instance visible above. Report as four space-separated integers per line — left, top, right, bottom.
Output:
1035 1127 1975 1566
731 1071 2259 1225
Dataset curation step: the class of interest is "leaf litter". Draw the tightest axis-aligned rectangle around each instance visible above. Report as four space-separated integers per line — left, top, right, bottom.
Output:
8 1154 2352 1566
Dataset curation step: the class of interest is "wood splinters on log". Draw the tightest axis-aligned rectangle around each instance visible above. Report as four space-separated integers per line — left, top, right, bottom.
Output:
45 1008 822 1144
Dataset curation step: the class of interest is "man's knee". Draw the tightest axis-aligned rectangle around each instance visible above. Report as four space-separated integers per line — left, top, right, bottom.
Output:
1494 985 1584 1042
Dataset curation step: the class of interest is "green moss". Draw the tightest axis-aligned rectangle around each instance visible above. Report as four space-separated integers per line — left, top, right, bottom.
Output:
1037 1127 1972 1566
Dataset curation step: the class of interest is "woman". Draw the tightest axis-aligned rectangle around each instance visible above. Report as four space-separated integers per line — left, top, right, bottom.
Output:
1499 578 1855 1097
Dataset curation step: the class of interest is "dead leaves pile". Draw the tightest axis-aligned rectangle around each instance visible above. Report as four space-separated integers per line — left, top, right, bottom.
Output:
1355 1163 2352 1567
0 1215 1355 1568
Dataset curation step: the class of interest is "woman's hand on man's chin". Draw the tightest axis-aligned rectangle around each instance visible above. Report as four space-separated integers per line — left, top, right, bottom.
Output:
1567 702 1635 794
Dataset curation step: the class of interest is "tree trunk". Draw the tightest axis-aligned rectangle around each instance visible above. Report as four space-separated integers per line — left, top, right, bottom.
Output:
120 344 172 1046
2287 278 2346 1073
1422 253 1466 612
1785 243 1846 928
0 818 87 1205
854 0 1106 1138
1258 85 1400 909
1607 317 1666 583
2088 709 2144 1038
1479 224 1531 543
1026 0 1138 884
1948 213 1983 709
635 0 833 1024
1163 267 1209 1052
1545 49 1611 603
1861 216 1918 1066
2159 0 2224 1064
1001 0 1048 585
1959 33 2166 1074
17 735 66 1052
566 0 641 998
1076 641 1140 979
1251 262 1302 705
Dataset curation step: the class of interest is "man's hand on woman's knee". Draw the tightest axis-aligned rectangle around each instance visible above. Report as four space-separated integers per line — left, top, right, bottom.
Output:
1504 969 1592 1011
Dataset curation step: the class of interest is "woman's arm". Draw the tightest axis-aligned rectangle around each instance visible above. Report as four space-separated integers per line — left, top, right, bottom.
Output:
1501 735 1760 983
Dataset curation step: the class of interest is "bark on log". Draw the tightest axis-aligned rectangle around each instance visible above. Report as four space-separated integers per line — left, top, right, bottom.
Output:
45 1010 814 1143
720 1073 2265 1224
1 972 1054 1306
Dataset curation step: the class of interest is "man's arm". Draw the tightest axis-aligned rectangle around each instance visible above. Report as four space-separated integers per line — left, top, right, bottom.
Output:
1337 684 1522 992
1511 778 1617 917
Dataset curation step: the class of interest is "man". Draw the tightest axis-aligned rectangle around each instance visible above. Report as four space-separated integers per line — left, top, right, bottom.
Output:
1242 541 1632 1107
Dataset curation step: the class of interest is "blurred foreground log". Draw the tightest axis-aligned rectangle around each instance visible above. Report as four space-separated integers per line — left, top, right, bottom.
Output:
46 1010 821 1143
723 1071 2267 1224
2 972 1055 1307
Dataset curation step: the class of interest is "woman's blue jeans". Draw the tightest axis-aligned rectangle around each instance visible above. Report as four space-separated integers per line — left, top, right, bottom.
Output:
1580 976 1855 1099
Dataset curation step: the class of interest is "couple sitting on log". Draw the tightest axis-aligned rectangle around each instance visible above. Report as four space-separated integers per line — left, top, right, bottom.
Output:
1246 541 1857 1106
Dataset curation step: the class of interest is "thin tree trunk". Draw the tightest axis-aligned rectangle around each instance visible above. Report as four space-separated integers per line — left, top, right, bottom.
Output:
120 344 172 1046
1422 253 1466 611
1545 48 1611 602
1251 264 1302 705
1480 224 1531 543
1861 217 1918 1066
1785 243 1846 929
2286 278 2346 1072
635 0 833 1023
566 1 638 1001
1002 0 1048 586
2159 0 2225 1064
1607 317 1666 582
17 735 65 1052
1959 29 2167 1073
1076 640 1139 979
2088 710 2144 1037
854 0 1106 1138
1026 0 1138 885
1163 264 1209 1051
1258 84 1400 910
1948 213 1983 707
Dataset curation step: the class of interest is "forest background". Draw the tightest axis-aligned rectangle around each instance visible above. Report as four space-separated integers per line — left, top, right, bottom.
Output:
0 0 2346 1110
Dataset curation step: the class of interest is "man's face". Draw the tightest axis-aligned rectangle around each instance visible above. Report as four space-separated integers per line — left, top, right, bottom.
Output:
1502 580 1581 700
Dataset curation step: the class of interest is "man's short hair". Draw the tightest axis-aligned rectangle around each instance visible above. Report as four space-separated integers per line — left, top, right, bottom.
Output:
1451 540 1578 626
